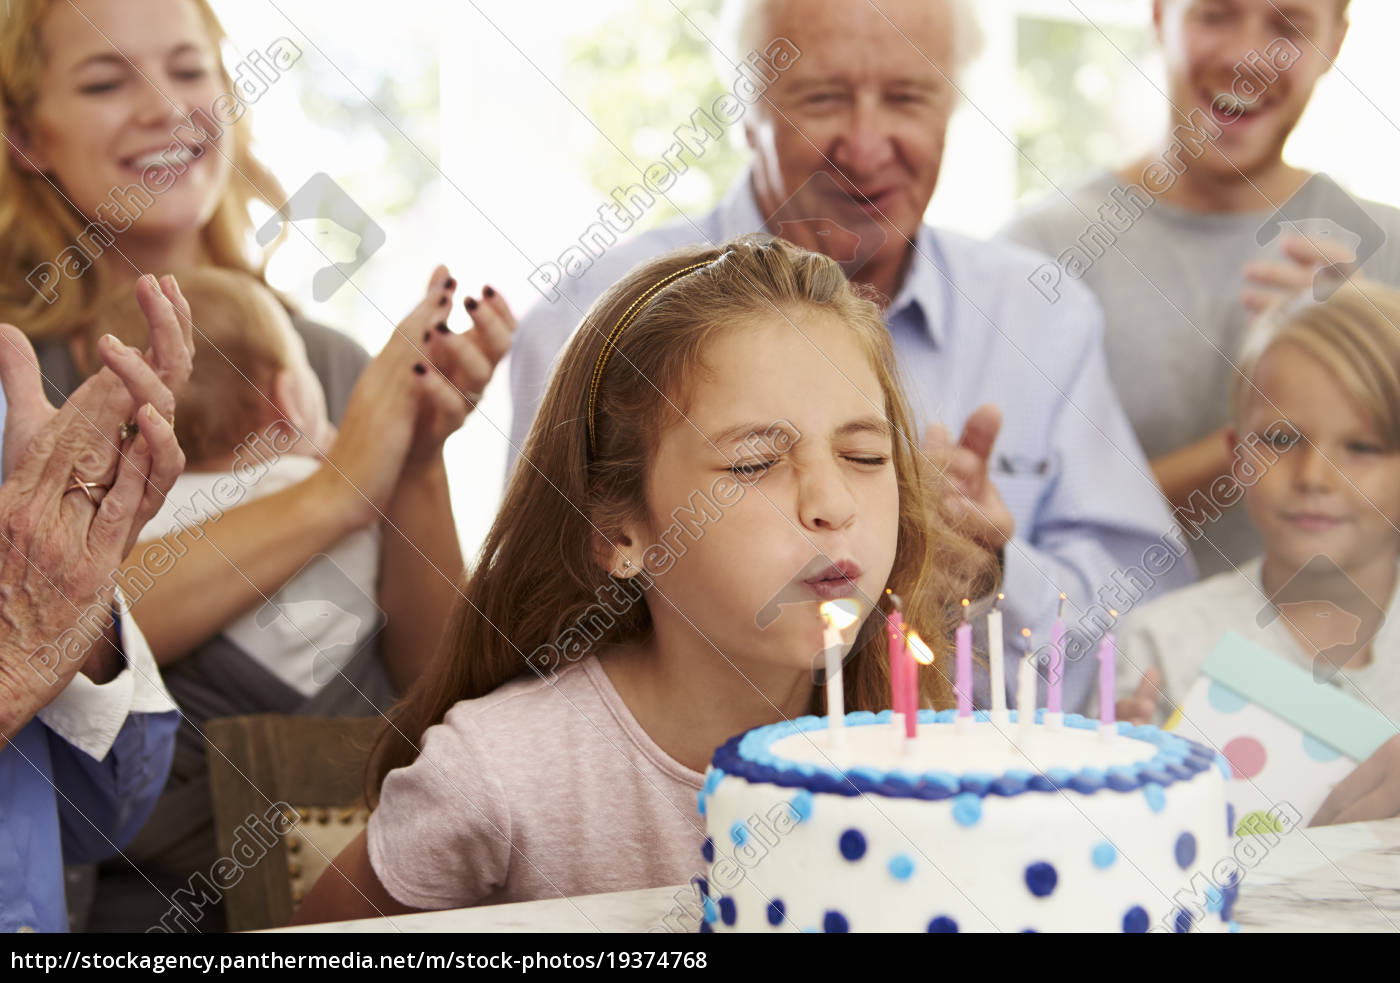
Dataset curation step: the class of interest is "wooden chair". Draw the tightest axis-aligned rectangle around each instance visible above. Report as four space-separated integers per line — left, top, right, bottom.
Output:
204 714 384 932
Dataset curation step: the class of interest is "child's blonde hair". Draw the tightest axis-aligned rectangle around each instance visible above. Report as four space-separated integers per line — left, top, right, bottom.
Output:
369 234 995 797
103 267 292 464
1231 281 1400 449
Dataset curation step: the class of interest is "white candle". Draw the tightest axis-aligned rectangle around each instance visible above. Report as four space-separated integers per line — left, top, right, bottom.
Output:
1017 629 1037 747
820 601 860 749
988 594 1007 724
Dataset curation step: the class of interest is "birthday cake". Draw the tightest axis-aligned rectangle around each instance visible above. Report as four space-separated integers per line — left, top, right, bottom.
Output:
697 709 1238 933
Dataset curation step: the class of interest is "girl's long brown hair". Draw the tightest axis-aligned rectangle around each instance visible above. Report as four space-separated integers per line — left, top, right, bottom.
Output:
368 235 995 798
0 0 288 343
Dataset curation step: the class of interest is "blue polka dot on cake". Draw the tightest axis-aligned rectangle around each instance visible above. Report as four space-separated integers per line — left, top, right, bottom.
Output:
1025 861 1058 898
824 910 849 933
1175 831 1197 869
839 828 866 861
719 896 737 926
1143 782 1167 813
951 792 982 827
888 853 915 880
767 899 785 926
927 915 958 933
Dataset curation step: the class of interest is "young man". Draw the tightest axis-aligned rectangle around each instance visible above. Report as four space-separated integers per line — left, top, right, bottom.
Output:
1004 0 1400 577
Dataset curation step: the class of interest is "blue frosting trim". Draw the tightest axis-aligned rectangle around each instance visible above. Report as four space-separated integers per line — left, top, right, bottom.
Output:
709 709 1221 803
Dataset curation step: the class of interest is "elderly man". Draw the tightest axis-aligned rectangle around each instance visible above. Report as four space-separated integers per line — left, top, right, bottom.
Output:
508 0 1191 713
0 274 190 933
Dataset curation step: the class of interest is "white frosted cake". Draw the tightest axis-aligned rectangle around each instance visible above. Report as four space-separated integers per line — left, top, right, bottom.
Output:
697 709 1238 933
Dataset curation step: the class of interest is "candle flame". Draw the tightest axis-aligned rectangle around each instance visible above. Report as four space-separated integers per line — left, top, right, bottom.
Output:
1021 627 1031 640
993 592 1004 611
820 598 861 630
1058 592 1066 616
1109 609 1119 618
960 597 970 620
905 630 935 665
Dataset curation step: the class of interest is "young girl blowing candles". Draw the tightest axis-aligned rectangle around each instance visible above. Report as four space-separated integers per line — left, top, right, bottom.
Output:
294 236 991 922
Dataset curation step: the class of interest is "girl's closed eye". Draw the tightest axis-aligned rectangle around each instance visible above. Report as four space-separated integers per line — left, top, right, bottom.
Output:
843 451 890 468
729 458 778 481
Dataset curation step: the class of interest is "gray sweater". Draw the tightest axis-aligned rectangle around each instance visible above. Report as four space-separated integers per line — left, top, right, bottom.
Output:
1003 171 1400 577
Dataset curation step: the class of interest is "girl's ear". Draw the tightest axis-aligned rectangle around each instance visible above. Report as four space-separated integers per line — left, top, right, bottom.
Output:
592 527 644 579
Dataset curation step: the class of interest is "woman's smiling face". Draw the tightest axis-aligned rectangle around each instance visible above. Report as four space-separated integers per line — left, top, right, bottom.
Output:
631 305 900 680
13 0 232 244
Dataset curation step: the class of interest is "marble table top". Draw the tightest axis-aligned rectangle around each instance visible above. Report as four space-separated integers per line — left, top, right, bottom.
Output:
275 817 1400 933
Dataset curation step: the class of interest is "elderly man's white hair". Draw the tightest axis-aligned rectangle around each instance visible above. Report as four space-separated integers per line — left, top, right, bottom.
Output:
714 0 985 82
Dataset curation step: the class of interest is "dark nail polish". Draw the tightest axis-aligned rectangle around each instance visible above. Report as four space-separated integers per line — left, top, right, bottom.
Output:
413 363 427 375
445 277 457 290
438 296 448 307
422 330 431 342
483 285 496 299
465 297 478 311
435 322 450 334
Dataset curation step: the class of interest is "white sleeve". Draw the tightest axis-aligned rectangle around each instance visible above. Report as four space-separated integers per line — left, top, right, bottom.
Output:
36 591 176 761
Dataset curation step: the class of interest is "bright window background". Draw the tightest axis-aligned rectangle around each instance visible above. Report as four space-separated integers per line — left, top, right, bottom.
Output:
210 0 1400 564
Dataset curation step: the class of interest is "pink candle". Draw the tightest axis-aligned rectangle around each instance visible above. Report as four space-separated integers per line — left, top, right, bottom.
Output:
1048 593 1066 715
884 591 909 723
905 635 919 738
955 599 973 719
1098 611 1118 731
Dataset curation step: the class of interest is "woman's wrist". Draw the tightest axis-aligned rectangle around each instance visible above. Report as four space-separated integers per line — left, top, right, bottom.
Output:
305 463 382 536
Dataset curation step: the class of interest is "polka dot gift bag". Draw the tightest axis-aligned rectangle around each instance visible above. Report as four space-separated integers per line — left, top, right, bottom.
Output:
1165 632 1399 833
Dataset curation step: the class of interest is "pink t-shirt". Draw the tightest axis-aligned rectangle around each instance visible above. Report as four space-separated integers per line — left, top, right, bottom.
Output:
366 656 706 910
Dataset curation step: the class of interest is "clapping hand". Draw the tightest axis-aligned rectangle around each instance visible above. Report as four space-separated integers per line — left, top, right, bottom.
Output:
0 274 192 730
921 404 1016 554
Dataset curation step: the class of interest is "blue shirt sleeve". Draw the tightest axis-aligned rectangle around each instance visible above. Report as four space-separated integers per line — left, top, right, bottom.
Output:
45 707 178 865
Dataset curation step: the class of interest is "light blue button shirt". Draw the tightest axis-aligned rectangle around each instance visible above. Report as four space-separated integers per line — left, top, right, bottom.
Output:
508 174 1196 714
0 395 179 933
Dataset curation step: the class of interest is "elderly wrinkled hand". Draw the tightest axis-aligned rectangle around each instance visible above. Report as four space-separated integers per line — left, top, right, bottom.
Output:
921 404 1015 555
0 273 191 737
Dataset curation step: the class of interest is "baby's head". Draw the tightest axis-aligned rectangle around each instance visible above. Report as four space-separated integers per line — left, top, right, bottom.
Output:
105 268 333 469
1229 282 1400 581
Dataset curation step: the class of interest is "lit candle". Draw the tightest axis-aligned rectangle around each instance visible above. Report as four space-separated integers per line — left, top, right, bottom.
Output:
885 590 910 738
1017 628 1037 745
821 599 860 748
906 628 935 741
1047 593 1067 728
955 599 973 733
1098 610 1118 740
988 593 1007 726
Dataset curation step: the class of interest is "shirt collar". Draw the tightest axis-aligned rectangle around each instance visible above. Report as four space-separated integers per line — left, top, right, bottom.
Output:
721 170 946 347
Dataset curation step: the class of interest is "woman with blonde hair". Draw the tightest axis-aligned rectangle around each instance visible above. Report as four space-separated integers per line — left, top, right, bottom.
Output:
1 0 515 930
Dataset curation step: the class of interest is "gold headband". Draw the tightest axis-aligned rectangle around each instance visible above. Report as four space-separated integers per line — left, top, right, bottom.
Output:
586 255 727 455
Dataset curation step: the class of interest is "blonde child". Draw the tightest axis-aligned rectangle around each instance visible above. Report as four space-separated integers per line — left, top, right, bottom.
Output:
294 236 992 921
1115 281 1400 823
